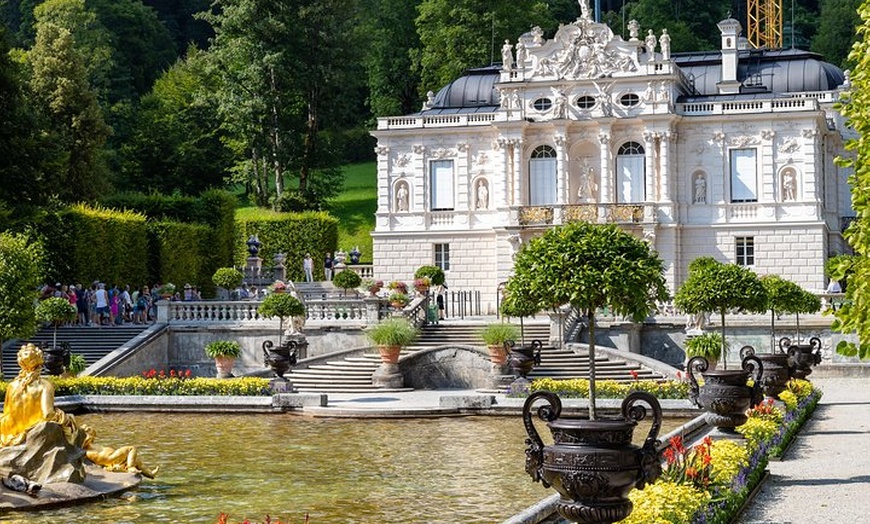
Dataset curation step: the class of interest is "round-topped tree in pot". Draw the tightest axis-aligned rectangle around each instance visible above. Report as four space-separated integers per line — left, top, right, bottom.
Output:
205 340 242 378
257 292 306 379
212 267 245 300
35 297 76 375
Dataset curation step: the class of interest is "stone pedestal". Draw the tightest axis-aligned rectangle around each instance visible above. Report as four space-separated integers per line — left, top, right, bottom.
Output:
488 373 515 391
372 363 404 388
0 422 86 485
269 377 294 394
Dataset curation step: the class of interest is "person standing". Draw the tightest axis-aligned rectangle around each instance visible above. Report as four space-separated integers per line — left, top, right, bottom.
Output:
434 281 448 320
95 283 109 326
303 253 314 282
324 253 334 281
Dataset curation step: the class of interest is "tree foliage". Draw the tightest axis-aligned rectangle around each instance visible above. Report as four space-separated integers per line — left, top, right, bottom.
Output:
812 0 863 69
504 222 668 418
674 257 767 367
831 0 870 359
0 232 45 374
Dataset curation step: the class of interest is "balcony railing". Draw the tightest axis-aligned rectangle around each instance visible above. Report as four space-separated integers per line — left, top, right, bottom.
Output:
517 204 645 226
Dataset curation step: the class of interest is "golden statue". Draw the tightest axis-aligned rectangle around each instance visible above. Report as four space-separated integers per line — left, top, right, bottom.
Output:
0 343 79 447
81 425 159 478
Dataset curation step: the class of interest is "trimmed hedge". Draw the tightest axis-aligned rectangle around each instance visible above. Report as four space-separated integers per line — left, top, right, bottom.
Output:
148 221 215 296
45 204 149 287
235 209 339 282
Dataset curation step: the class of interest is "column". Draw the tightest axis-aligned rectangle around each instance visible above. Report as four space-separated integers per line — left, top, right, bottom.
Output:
512 138 524 205
554 134 567 204
660 131 675 203
643 130 656 202
598 131 612 203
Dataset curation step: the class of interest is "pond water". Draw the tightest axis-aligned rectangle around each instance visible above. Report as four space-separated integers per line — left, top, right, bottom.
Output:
4 412 687 524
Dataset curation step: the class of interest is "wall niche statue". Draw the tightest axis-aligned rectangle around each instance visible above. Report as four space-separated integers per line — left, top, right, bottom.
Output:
693 172 706 204
476 179 489 210
782 169 797 201
395 182 410 212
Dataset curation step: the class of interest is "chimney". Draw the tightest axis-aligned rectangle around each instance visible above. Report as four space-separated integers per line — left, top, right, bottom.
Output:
717 17 742 94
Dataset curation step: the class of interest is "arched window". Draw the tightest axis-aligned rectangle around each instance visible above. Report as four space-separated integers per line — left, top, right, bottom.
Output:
529 145 557 205
616 142 645 203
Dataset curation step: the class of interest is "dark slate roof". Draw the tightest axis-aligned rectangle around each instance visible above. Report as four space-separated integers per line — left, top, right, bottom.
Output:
674 48 845 95
414 49 843 114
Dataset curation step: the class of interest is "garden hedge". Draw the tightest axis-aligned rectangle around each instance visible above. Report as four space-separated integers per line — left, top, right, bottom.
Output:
235 210 339 282
148 221 216 296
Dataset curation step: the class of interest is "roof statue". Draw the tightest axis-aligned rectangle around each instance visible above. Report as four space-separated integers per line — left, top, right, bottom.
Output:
529 18 639 80
579 0 591 20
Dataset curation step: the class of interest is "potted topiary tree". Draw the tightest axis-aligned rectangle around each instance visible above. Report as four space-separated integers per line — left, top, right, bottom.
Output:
257 293 306 379
480 322 520 366
204 340 242 378
212 267 245 300
414 265 446 286
332 270 362 297
35 297 77 375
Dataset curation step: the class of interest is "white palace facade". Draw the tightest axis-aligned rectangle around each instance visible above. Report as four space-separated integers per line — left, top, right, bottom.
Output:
371 11 854 314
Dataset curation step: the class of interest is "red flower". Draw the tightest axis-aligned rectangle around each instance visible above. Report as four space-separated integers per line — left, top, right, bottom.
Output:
185 369 192 378
629 370 639 380
170 369 177 377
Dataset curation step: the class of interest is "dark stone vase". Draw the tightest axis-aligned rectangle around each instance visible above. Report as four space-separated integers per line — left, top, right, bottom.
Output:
522 390 662 524
739 345 791 399
507 339 542 378
262 340 298 379
42 342 71 376
780 337 822 380
687 355 763 431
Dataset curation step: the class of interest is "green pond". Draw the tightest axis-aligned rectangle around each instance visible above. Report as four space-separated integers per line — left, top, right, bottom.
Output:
4 412 686 523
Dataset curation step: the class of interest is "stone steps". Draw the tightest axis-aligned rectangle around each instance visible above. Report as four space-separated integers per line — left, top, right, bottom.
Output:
3 324 150 379
288 322 665 392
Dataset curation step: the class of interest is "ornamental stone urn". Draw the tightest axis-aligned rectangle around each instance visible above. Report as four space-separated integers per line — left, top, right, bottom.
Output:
523 390 663 524
262 338 300 380
780 336 822 379
687 354 763 432
739 345 791 399
42 342 71 376
508 339 542 378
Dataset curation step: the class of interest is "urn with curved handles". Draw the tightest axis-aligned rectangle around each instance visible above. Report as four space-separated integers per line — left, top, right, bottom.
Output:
739 345 791 399
687 354 763 431
522 391 662 524
780 336 822 379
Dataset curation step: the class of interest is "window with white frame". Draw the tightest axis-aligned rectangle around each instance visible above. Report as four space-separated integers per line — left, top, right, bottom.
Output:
529 145 558 205
736 237 755 266
616 141 645 203
430 160 454 210
730 149 758 202
434 243 450 271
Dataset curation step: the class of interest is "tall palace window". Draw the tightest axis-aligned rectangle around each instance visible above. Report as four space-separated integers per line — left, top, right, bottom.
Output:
529 145 557 205
430 160 455 210
616 141 645 203
730 149 758 202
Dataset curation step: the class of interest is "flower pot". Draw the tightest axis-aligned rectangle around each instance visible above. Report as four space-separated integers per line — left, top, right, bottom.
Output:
780 336 822 380
42 343 71 376
377 345 401 364
262 340 299 379
508 340 542 378
523 390 663 524
214 356 236 379
739 345 790 399
687 355 763 431
487 344 508 365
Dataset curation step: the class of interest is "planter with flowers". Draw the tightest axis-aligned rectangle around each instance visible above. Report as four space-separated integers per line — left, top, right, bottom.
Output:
413 277 431 296
205 340 242 379
157 283 177 299
388 292 409 310
480 322 520 367
362 279 384 296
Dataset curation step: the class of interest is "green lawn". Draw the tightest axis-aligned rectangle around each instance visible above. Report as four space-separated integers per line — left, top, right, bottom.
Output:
329 162 377 263
233 162 378 264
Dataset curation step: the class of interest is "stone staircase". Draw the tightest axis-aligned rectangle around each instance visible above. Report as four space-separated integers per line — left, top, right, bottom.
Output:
2 324 150 379
287 321 665 393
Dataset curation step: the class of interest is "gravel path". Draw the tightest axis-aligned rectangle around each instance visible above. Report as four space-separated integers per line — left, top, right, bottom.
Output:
738 378 870 524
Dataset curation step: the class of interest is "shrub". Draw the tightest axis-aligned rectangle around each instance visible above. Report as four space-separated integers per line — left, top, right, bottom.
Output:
414 265 445 286
204 340 242 359
35 297 77 326
0 231 44 344
365 318 418 347
685 332 725 362
479 323 520 346
67 354 88 376
213 267 245 290
332 270 362 294
257 293 305 320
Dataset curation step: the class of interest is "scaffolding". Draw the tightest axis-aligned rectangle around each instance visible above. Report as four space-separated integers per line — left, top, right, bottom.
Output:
747 0 783 49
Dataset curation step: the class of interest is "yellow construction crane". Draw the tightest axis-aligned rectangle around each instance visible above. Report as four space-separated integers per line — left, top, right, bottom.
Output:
747 0 783 48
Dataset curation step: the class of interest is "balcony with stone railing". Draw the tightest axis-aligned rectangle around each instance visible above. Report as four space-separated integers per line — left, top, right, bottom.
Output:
514 203 648 227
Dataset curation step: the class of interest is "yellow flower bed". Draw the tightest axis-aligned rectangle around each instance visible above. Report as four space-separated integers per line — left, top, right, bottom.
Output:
0 376 272 397
618 481 710 524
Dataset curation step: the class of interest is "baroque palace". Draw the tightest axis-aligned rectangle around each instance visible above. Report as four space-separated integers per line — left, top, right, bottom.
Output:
371 8 852 313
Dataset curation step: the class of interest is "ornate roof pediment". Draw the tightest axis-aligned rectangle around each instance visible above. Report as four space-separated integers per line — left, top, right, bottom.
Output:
520 19 640 81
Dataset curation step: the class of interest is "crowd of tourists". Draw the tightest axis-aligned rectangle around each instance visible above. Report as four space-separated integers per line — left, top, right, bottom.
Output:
38 282 167 326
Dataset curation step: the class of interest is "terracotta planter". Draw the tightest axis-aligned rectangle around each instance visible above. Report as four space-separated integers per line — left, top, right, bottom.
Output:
214 356 236 379
377 345 401 364
523 390 663 524
487 344 508 365
687 355 763 431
